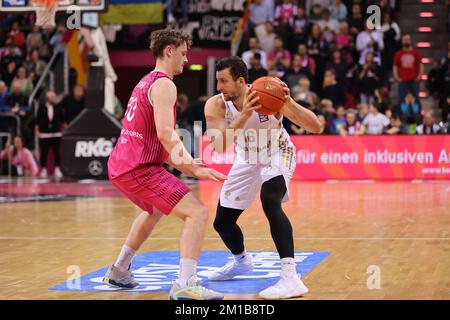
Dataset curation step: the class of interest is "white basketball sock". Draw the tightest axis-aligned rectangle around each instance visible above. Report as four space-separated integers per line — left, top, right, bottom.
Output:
114 245 136 272
233 250 249 262
281 257 297 278
177 258 197 287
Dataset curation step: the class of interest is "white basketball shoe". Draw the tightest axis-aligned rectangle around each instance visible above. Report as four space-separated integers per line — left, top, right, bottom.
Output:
259 274 309 299
208 255 254 281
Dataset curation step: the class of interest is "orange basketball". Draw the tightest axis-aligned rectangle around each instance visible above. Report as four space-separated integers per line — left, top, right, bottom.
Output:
251 76 286 115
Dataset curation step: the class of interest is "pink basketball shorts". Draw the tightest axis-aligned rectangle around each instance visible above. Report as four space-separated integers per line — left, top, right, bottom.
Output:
110 165 190 215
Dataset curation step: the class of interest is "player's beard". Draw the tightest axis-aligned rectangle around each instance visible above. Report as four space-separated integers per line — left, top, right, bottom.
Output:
224 84 240 101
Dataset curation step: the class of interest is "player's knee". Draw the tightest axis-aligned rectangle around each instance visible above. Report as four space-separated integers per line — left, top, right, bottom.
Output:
260 177 286 211
214 204 235 234
260 190 282 211
213 216 228 234
192 205 208 225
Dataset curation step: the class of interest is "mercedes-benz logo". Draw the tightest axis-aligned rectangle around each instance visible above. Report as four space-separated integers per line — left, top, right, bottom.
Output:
88 160 103 176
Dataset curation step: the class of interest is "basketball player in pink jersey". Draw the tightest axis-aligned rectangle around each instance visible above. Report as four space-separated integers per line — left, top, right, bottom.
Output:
104 29 226 300
205 57 321 299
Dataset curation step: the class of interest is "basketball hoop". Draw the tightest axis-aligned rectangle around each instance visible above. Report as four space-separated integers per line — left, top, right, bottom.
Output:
31 0 59 29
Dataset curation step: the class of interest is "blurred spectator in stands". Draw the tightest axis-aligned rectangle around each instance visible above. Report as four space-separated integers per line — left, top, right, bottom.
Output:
378 0 392 16
6 82 28 116
292 77 318 104
7 21 25 51
259 22 277 53
290 6 309 51
330 0 348 21
26 25 49 59
329 49 348 86
317 8 339 44
285 54 307 89
398 91 422 133
267 65 279 78
11 66 33 97
393 34 422 104
416 111 442 134
267 36 291 78
321 68 346 107
307 23 330 92
374 87 393 114
274 0 297 41
338 109 364 135
330 105 346 134
294 43 316 83
357 102 369 122
426 58 442 99
250 0 275 45
2 61 18 88
348 3 365 36
309 4 323 23
440 41 450 100
248 53 268 84
440 94 450 125
242 37 268 70
275 0 297 24
6 82 32 148
362 104 390 134
36 91 64 178
380 12 401 86
0 39 22 65
165 0 188 24
59 85 85 125
0 136 38 177
358 51 380 105
385 108 393 120
383 114 407 134
415 111 442 134
24 49 47 86
320 98 336 125
336 21 352 53
356 24 384 66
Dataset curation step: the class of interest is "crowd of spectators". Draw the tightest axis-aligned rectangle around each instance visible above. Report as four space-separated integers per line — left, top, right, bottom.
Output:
236 0 450 136
0 14 88 177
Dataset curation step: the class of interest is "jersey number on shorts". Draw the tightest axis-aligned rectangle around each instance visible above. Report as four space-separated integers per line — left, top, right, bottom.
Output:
125 96 138 122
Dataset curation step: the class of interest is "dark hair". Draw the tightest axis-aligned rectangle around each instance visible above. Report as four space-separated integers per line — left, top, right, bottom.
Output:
215 56 248 83
253 52 262 60
149 29 192 59
12 136 23 157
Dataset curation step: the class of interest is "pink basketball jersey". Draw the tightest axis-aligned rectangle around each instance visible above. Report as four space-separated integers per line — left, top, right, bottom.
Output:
108 71 176 178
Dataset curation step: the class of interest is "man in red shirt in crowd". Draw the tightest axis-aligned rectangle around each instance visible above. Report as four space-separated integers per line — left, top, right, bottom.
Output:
393 34 423 105
7 21 25 50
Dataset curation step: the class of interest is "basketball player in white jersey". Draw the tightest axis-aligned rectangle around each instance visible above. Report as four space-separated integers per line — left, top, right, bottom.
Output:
204 56 321 299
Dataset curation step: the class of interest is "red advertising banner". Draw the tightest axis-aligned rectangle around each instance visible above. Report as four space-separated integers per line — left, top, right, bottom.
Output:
200 135 450 180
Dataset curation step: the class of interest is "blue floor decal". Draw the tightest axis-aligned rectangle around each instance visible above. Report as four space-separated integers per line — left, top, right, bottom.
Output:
49 251 330 294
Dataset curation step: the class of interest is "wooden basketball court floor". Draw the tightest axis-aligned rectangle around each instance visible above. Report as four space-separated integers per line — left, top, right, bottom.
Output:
0 178 449 300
